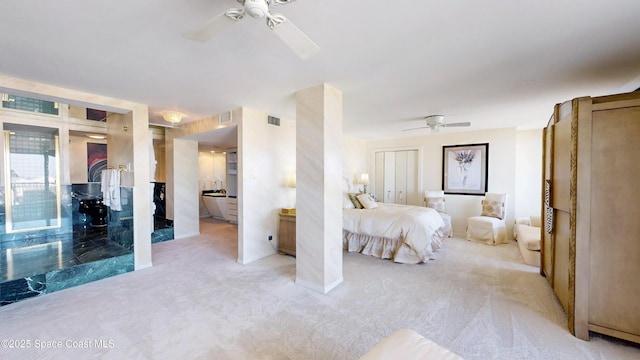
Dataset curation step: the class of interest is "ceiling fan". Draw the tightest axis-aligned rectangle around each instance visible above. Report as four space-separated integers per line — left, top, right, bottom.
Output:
182 0 319 59
402 115 471 133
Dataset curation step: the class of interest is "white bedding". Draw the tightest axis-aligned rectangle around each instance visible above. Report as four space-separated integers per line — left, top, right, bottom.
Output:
343 203 445 263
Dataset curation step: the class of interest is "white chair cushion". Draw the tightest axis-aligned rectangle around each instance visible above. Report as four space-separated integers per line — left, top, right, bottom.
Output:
517 225 541 251
530 215 542 228
516 224 541 266
467 215 508 245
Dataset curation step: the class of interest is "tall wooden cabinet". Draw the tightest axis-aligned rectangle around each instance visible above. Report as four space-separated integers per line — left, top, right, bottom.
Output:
542 91 640 343
278 213 296 256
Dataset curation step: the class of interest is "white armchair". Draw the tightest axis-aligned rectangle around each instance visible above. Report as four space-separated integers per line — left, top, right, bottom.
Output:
514 216 541 267
423 190 452 237
466 193 508 245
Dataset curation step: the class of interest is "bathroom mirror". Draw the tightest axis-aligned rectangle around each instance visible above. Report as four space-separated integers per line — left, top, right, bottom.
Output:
3 123 61 233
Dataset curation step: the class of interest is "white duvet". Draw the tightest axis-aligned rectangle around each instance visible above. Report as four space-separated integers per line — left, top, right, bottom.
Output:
343 203 445 261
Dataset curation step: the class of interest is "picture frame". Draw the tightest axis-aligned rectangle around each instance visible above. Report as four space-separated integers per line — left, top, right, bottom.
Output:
442 143 488 196
87 142 107 182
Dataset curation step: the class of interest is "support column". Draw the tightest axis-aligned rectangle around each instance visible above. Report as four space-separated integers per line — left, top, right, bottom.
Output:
295 84 343 293
172 138 200 239
130 105 153 270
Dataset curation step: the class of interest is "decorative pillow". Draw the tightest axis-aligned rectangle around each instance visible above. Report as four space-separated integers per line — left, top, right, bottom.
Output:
343 193 355 209
348 193 363 209
425 197 445 213
481 200 505 219
485 193 507 203
356 193 378 209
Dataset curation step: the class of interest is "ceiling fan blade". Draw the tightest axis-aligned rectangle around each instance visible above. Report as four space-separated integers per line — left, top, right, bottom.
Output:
402 126 430 132
440 122 471 127
270 15 319 59
182 10 241 42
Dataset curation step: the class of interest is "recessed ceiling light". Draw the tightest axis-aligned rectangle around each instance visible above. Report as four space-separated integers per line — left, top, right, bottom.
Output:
88 135 106 139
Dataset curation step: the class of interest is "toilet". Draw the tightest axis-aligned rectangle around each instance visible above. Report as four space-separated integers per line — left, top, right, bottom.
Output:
79 198 108 227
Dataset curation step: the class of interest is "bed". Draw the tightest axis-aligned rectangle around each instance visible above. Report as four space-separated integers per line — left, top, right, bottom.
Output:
343 200 446 264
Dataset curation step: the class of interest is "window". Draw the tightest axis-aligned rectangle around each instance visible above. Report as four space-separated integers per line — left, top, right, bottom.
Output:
1 94 59 115
3 123 61 232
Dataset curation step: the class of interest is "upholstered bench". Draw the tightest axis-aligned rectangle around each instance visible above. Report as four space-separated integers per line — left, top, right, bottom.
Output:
360 329 463 360
514 216 541 267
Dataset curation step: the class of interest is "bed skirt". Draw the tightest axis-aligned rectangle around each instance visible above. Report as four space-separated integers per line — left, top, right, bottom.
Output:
342 230 438 264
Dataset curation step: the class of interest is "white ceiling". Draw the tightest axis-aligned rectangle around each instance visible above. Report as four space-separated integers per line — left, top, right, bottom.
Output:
1 0 639 140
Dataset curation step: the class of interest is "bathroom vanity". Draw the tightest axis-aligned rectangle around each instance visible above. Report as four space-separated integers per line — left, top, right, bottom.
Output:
202 191 228 220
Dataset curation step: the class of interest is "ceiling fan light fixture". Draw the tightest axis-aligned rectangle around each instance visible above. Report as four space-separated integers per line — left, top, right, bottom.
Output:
425 115 445 123
162 111 183 124
245 0 269 18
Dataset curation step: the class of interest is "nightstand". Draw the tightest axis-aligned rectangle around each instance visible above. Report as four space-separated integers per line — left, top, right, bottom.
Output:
278 212 296 256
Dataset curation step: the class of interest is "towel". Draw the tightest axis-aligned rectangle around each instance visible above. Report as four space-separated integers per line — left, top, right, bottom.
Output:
101 169 122 211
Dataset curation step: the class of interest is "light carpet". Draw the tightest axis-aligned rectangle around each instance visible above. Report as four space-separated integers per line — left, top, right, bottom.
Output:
0 218 638 359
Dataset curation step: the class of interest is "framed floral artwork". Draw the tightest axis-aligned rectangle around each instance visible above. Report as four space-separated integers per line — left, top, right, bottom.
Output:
442 143 488 195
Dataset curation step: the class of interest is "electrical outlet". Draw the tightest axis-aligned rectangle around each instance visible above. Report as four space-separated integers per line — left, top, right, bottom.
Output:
268 235 273 241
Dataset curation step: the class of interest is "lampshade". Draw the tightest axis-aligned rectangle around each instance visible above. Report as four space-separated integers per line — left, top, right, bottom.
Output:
162 111 183 124
360 173 370 185
287 173 296 188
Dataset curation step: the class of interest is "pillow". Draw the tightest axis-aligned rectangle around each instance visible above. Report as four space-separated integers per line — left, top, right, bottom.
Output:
485 193 507 203
348 193 363 209
343 193 355 209
356 193 378 209
425 197 446 213
481 200 505 219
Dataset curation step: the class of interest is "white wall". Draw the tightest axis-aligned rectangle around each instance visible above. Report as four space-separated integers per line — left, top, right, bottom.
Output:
366 128 519 237
515 129 543 219
342 135 367 191
238 107 296 264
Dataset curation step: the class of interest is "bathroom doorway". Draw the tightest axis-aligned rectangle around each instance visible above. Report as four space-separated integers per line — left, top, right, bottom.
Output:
186 126 238 237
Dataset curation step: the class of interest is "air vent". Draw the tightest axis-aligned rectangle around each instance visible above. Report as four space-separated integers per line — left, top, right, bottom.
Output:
267 115 280 126
219 111 232 124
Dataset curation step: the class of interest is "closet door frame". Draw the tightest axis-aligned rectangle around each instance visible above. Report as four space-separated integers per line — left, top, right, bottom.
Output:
370 146 423 206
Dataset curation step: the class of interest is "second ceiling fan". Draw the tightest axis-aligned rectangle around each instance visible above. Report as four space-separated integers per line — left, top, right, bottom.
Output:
182 0 319 60
403 115 470 133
